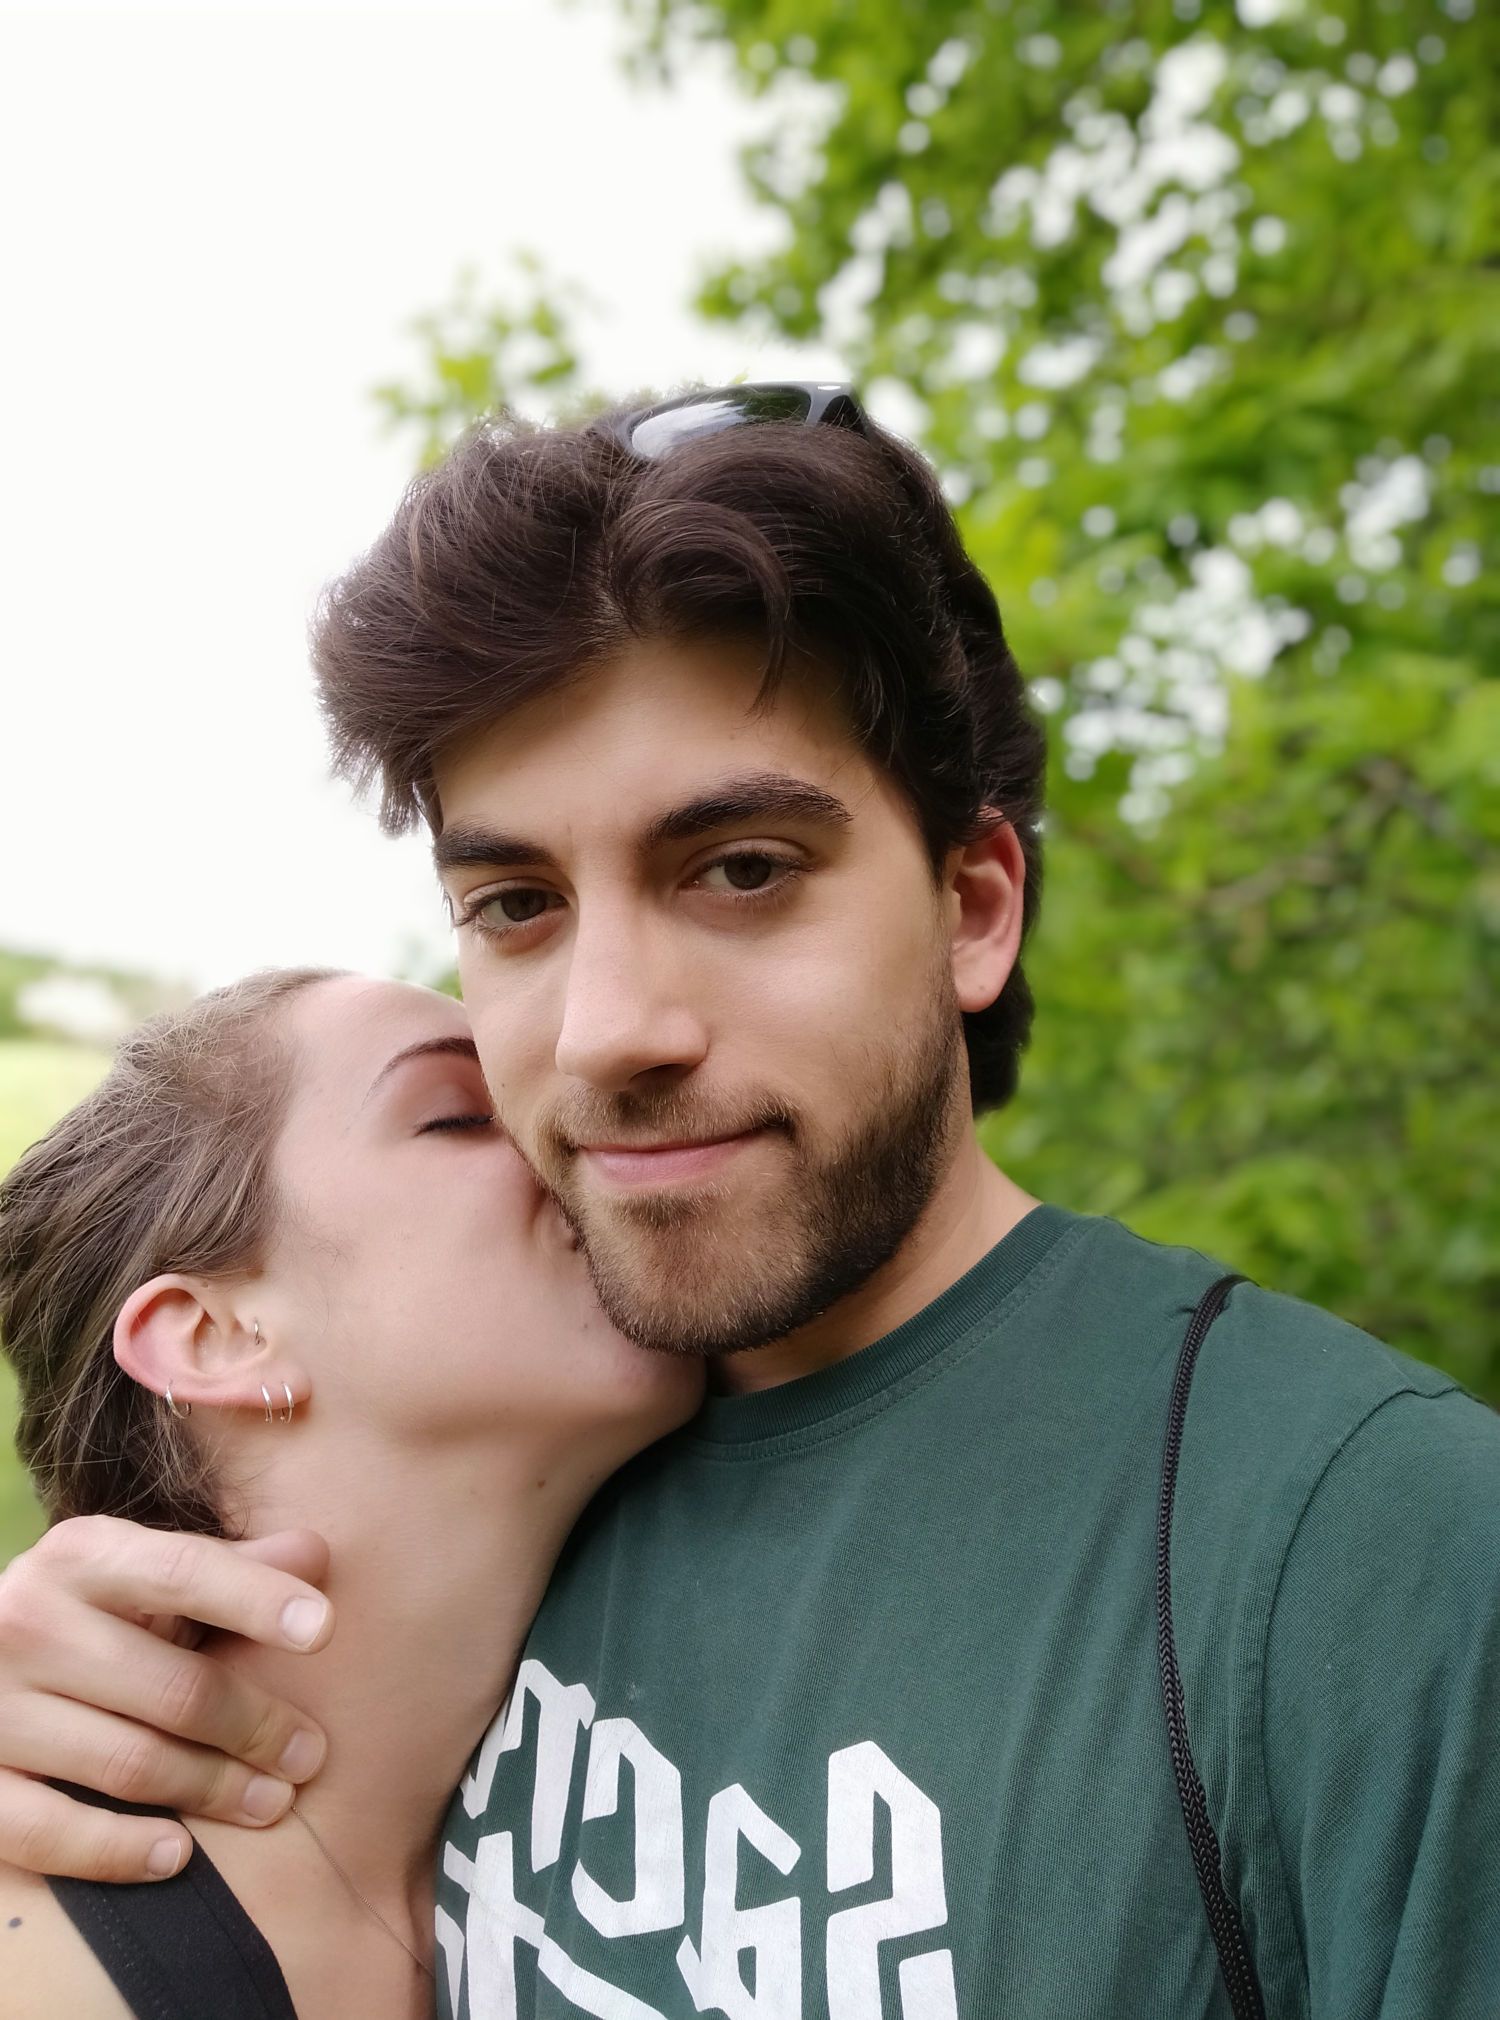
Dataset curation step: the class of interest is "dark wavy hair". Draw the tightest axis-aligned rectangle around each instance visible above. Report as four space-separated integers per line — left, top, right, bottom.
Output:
312 400 1046 1111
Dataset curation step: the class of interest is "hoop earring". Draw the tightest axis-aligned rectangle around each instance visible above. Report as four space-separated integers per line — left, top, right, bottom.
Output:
261 1382 294 1426
165 1385 191 1420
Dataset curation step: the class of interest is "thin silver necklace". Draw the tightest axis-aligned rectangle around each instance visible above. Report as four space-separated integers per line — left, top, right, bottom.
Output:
289 1802 434 1981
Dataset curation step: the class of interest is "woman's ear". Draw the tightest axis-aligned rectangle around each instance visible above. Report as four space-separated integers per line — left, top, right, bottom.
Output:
945 815 1027 1015
113 1277 310 1419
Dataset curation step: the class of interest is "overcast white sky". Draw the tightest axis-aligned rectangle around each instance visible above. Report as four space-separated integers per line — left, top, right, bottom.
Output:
0 0 845 992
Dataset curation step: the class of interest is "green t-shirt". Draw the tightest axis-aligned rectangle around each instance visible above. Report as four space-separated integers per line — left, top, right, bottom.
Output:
435 1204 1500 2019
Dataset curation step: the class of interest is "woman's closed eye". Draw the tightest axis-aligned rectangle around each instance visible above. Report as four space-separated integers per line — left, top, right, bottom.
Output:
418 1112 494 1135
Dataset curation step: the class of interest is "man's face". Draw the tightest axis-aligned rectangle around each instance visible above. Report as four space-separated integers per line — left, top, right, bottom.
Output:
432 636 975 1356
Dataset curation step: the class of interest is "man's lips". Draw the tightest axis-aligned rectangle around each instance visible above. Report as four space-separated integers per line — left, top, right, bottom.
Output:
575 1128 766 1188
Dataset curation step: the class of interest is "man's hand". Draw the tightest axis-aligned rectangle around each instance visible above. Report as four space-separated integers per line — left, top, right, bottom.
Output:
0 1516 333 1881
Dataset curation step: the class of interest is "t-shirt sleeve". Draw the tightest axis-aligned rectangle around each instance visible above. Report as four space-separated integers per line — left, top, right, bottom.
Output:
1261 1386 1500 2020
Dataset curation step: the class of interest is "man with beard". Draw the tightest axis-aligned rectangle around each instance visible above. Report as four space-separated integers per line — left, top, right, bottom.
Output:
0 387 1495 2019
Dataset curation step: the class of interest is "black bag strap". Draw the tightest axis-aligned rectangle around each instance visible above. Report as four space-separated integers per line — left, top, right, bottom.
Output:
1156 1273 1267 2020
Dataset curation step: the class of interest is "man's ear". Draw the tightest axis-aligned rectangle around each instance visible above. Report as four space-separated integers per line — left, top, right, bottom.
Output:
945 815 1027 1015
113 1277 310 1419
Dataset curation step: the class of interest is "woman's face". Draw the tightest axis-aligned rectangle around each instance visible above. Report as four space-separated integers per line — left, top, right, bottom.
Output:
258 975 702 1455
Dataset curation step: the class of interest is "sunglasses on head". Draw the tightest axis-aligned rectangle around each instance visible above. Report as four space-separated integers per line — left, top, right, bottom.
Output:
598 381 868 461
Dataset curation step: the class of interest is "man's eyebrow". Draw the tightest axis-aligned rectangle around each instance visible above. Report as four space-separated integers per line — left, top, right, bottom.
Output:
431 775 851 873
432 828 555 873
364 1034 482 1103
644 773 853 848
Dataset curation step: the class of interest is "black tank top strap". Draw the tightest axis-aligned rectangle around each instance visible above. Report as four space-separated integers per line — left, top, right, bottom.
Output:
46 1784 297 2020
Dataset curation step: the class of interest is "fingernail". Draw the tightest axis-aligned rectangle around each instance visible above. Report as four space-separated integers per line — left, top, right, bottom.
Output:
277 1728 325 1781
241 1774 292 1823
147 1836 185 1878
279 1596 329 1648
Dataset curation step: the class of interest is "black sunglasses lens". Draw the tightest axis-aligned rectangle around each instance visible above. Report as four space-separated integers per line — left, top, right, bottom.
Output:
626 386 814 460
816 392 866 433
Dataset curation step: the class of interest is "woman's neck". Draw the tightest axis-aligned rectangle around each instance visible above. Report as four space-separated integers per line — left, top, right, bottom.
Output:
195 1416 623 1945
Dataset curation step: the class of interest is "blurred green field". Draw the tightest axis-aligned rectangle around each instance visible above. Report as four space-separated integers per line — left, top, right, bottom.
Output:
0 1041 111 1564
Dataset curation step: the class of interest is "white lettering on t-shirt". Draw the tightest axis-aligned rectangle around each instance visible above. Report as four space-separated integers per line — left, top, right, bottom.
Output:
676 1783 802 2020
446 1829 670 2020
825 1741 958 2020
572 1716 687 1938
449 1831 541 2017
443 1662 958 2016
460 1657 596 1874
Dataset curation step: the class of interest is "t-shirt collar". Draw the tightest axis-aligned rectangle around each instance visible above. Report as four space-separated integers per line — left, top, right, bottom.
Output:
687 1201 1079 1449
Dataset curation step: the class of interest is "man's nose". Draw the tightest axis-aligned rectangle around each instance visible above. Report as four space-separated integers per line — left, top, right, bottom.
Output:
553 913 710 1092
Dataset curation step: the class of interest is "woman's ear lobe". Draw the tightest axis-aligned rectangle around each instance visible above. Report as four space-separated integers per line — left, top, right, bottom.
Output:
112 1276 214 1405
114 1281 312 1421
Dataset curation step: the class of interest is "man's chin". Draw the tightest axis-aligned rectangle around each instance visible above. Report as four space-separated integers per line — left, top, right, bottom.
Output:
588 1284 796 1361
570 1211 802 1358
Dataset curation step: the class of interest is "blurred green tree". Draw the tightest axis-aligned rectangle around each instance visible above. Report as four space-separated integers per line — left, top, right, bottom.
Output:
386 0 1498 1392
375 255 595 469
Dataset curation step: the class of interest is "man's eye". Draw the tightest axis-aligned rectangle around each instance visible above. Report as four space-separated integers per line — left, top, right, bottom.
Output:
454 884 565 948
418 1114 493 1135
699 852 794 894
479 888 556 926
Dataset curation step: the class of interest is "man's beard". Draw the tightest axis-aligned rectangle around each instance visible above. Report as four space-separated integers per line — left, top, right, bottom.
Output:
534 979 966 1358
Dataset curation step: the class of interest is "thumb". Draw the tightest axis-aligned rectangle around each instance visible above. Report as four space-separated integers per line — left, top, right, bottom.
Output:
146 1529 331 1647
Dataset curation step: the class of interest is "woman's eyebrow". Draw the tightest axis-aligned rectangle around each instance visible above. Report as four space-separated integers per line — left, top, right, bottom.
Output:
364 1035 481 1104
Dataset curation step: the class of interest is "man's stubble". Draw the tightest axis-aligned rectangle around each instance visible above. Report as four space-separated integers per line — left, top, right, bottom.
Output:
539 964 968 1359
